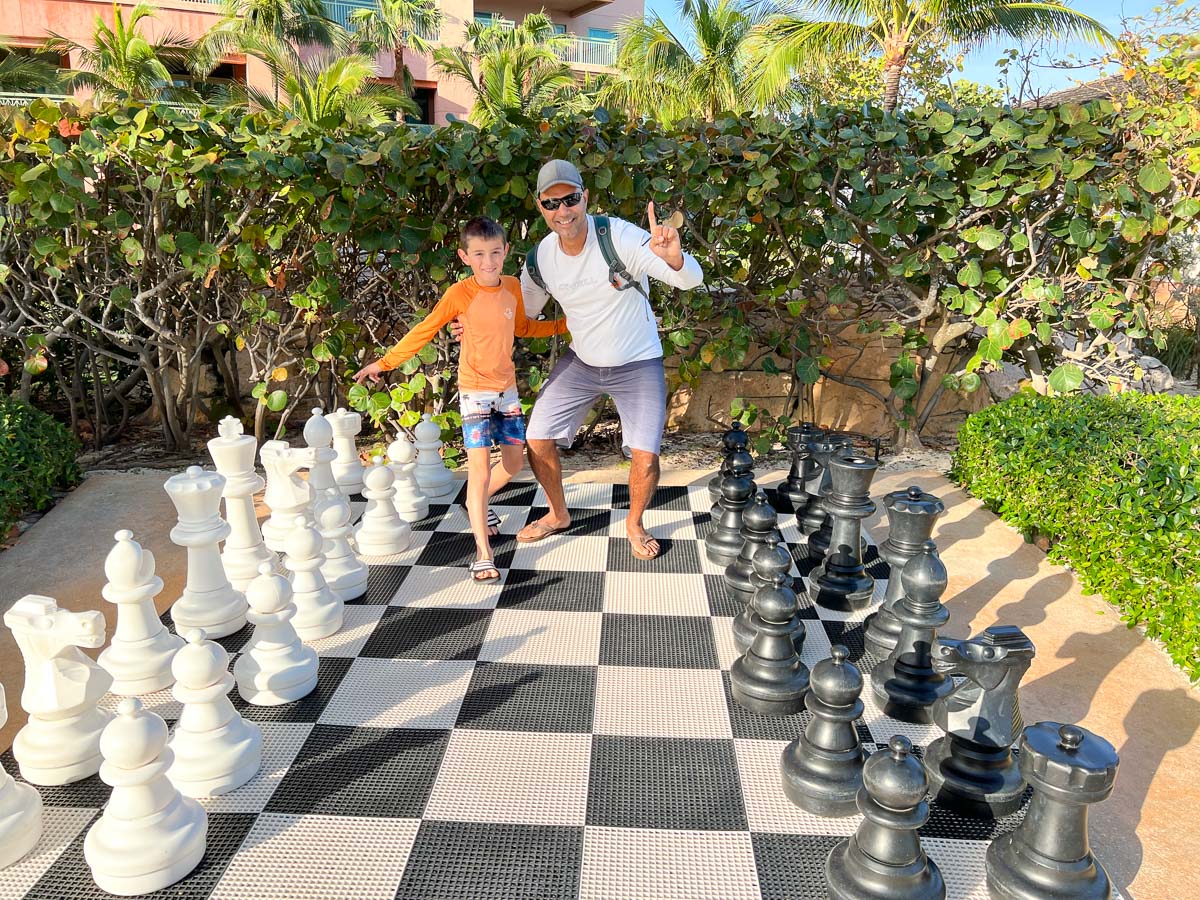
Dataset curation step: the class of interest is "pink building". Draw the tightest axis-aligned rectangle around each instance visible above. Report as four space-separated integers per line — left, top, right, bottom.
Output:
3 0 641 123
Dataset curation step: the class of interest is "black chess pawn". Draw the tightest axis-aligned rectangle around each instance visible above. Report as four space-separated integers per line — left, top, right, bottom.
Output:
780 645 866 817
986 723 1119 900
777 422 824 514
800 435 852 539
871 542 953 724
705 450 755 568
924 626 1036 818
730 546 809 715
864 486 945 658
733 535 803 655
811 453 879 611
826 735 946 900
708 421 750 510
724 492 781 603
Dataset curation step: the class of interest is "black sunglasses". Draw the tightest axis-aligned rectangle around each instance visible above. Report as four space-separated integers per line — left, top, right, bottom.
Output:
539 192 583 211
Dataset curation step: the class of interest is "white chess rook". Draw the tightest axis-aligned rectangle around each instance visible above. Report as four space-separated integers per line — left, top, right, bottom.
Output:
413 413 457 499
84 698 207 895
234 563 319 705
208 415 276 591
326 407 365 495
0 684 43 870
306 408 359 588
286 515 345 641
168 630 263 797
388 432 429 523
99 530 185 695
353 456 412 557
4 595 114 785
164 466 248 639
259 440 320 554
316 496 369 603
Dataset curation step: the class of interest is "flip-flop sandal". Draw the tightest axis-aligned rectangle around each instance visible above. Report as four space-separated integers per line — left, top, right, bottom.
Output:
469 559 500 583
516 520 570 543
487 508 501 536
629 534 661 560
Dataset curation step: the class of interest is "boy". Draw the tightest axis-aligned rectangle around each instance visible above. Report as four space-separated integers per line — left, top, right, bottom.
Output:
354 217 568 582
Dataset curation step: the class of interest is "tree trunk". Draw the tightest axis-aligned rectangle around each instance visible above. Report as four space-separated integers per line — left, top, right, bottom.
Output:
395 46 406 96
881 61 905 113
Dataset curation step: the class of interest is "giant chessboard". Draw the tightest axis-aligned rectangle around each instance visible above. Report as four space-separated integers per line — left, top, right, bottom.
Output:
1 476 1042 899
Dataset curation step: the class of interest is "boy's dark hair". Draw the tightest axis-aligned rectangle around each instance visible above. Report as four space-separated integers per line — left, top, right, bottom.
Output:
460 216 506 249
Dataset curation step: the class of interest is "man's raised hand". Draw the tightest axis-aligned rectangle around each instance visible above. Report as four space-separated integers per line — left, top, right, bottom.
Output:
647 201 683 269
353 361 384 385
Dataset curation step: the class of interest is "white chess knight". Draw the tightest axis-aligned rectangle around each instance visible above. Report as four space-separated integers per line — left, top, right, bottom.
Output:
164 467 248 639
413 413 458 499
167 630 262 797
315 496 368 603
84 697 207 896
0 684 43 870
207 415 276 591
4 596 114 785
388 431 429 523
326 407 365 495
234 563 319 705
99 530 185 695
259 440 320 554
353 456 412 557
285 515 344 641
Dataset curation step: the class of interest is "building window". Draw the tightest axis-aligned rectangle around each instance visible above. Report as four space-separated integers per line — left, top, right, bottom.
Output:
408 86 436 125
587 28 617 42
553 24 567 34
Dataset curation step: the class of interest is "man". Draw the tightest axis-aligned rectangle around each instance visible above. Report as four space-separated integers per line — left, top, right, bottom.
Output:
512 159 705 560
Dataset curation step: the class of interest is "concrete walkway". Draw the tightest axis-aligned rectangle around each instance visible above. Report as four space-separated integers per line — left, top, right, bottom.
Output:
1 466 1197 899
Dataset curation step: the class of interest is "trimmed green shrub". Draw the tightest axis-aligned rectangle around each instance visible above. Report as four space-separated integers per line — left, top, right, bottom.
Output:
0 396 80 536
951 392 1200 677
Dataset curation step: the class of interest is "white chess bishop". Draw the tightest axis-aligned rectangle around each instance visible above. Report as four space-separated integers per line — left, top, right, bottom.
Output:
315 496 369 603
0 683 42 870
285 514 345 640
4 595 114 785
84 698 207 896
234 563 319 705
164 467 248 639
259 440 320 553
99 530 184 695
326 407 365 495
167 630 262 797
388 431 429 523
207 416 276 591
413 413 458 499
353 456 412 557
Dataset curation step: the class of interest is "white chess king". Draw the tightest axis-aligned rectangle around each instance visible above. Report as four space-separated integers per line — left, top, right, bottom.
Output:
0 683 43 870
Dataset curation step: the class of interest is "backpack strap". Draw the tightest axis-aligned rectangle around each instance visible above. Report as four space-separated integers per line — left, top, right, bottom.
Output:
593 215 649 299
525 245 548 294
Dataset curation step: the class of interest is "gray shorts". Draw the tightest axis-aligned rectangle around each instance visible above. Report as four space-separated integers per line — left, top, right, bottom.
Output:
526 350 667 455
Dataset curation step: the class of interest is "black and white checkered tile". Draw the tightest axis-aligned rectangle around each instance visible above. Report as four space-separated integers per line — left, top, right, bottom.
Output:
0 477 1054 899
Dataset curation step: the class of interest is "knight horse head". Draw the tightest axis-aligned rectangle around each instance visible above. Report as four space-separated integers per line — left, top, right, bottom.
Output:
931 625 1035 745
260 440 320 507
3 595 110 716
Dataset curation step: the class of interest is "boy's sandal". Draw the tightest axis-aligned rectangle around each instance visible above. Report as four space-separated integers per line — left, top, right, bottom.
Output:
487 507 501 536
469 559 501 583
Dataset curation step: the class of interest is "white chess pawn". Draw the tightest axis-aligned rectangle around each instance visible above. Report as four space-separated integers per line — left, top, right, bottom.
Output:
259 441 319 554
84 698 207 895
4 595 114 785
285 515 344 641
388 432 429 523
234 563 318 705
315 496 368 602
168 630 262 797
326 407 365 495
353 456 412 557
99 530 185 695
164 466 248 639
413 413 457 499
0 684 42 870
207 416 276 591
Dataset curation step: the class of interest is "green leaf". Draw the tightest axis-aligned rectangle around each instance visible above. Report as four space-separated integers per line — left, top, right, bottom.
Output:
1137 161 1171 194
1173 198 1200 220
1037 322 1053 344
417 344 438 364
1121 217 1149 243
928 110 955 134
1047 363 1084 393
957 260 983 287
974 227 1004 251
265 389 288 412
893 377 919 400
990 119 1024 142
959 372 982 393
794 358 821 384
347 383 369 407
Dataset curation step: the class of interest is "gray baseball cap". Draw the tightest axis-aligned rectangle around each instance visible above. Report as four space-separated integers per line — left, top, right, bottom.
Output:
536 159 584 196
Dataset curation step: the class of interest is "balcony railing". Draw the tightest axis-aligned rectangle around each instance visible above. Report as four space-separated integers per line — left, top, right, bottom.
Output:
558 37 615 67
325 0 439 38
0 93 70 107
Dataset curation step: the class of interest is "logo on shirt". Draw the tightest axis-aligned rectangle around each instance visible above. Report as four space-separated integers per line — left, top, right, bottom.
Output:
504 307 514 319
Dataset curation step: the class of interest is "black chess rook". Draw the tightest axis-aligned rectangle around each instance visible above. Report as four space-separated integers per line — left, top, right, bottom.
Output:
799 435 852 539
811 453 879 611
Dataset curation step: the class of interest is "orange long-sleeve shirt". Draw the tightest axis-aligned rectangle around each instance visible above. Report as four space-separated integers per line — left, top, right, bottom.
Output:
378 275 567 392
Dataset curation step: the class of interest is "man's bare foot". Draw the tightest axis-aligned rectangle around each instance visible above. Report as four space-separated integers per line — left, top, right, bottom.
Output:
627 527 661 560
516 514 571 543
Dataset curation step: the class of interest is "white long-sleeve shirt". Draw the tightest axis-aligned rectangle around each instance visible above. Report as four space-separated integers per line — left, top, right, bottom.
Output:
520 215 705 368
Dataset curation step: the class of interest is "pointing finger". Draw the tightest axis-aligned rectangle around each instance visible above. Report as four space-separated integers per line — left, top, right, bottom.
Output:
647 200 658 232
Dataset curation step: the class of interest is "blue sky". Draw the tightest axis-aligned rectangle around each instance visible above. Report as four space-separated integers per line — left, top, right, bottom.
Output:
643 0 1168 98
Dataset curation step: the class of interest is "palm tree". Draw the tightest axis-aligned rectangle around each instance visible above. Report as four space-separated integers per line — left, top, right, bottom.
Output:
349 0 443 100
194 0 342 101
749 0 1114 112
597 0 799 124
433 12 582 128
247 49 417 126
43 4 195 102
0 44 64 94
